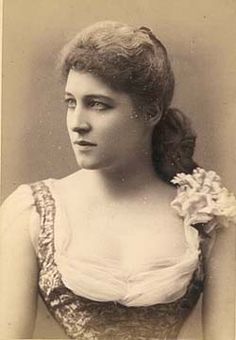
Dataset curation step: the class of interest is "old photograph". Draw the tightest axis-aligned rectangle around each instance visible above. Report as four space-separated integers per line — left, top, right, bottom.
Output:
1 1 236 339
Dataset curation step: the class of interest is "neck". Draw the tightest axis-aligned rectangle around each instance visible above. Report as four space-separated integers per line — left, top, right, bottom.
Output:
89 154 165 200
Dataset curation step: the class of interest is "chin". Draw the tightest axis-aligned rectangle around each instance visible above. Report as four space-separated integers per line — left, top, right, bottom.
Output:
75 157 108 171
74 150 117 171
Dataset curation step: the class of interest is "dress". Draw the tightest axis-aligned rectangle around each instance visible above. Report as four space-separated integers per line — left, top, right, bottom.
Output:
1 168 235 340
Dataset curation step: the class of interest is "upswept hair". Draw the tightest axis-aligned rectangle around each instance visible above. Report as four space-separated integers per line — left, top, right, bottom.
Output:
58 21 197 183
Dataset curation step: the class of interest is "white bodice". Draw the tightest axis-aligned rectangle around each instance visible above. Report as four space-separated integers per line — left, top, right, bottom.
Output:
1 168 235 307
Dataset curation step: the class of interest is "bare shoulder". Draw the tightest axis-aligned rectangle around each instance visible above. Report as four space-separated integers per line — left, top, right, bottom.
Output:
56 169 92 193
0 192 38 338
54 170 95 213
206 223 235 271
202 225 235 339
149 181 182 223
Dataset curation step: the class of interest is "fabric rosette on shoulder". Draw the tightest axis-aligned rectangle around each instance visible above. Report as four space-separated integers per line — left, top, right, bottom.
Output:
170 168 236 233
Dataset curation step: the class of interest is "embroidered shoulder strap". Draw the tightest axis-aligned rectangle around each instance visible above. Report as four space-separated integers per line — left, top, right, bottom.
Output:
30 181 56 267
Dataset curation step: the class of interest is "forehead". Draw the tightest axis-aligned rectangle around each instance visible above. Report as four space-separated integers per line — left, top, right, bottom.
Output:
65 69 130 101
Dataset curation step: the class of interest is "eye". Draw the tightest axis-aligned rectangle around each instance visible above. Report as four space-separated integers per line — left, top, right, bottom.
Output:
64 97 76 109
88 100 111 111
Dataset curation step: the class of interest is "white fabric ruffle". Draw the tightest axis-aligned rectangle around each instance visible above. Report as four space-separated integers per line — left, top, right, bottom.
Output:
1 168 235 307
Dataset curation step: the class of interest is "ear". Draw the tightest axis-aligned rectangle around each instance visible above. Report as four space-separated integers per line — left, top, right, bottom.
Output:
144 111 162 127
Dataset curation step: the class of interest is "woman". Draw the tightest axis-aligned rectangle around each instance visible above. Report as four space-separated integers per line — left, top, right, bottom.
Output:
0 21 235 339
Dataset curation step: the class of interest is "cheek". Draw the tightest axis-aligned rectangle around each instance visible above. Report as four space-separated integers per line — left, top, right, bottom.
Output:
96 112 147 147
103 124 144 152
100 120 128 140
66 113 70 129
66 113 74 138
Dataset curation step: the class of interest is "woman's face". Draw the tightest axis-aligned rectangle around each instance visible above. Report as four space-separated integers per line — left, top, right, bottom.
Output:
65 69 153 172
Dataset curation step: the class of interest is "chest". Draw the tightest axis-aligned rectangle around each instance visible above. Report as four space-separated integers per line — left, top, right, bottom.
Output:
62 197 187 273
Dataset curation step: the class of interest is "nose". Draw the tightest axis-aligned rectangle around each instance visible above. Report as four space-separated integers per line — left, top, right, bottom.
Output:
72 121 91 134
68 105 92 134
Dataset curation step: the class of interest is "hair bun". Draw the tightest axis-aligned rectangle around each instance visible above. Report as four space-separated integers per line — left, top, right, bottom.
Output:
152 108 198 183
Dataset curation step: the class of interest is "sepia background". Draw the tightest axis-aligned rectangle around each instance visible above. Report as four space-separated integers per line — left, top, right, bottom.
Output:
1 0 236 338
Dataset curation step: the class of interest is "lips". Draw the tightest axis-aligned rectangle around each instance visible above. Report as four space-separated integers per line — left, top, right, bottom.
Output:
73 140 97 146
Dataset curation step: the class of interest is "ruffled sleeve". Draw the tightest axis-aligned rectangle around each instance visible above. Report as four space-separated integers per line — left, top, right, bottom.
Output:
170 168 236 255
0 184 40 250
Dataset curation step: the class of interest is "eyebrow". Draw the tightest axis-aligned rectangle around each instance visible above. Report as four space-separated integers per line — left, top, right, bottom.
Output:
64 92 115 103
